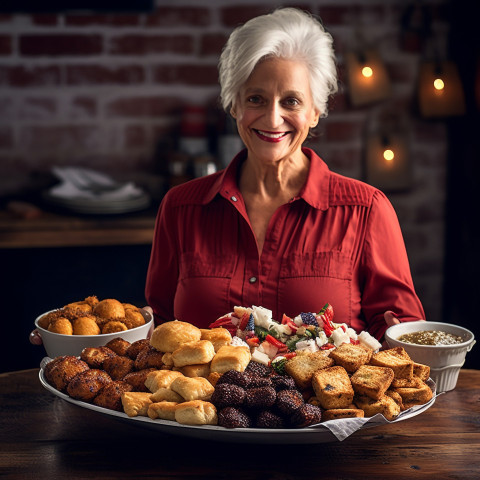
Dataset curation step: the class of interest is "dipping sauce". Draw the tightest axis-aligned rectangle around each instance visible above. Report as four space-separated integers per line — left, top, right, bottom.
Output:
398 330 464 346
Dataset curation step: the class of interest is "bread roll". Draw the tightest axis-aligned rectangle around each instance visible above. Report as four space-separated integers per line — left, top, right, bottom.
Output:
170 376 215 401
121 392 152 417
147 401 179 421
210 345 251 374
150 320 202 353
144 370 184 393
172 340 215 367
200 328 232 352
174 400 217 425
150 387 184 403
178 363 211 378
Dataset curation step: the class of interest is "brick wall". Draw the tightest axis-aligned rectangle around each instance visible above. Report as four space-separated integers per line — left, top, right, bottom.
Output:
0 0 451 322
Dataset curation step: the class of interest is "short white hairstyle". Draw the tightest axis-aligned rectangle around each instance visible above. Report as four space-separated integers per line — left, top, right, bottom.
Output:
219 8 338 117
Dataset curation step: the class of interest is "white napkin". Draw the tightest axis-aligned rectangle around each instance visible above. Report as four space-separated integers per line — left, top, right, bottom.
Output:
49 167 143 201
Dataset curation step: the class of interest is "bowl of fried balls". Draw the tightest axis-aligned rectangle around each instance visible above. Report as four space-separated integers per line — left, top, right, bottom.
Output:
35 296 154 358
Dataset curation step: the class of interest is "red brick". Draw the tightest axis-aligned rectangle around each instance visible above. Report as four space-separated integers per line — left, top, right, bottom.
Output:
0 65 61 87
20 34 103 56
109 34 194 55
152 64 218 86
65 14 140 26
146 7 210 27
32 15 59 26
66 65 145 85
324 120 363 142
19 97 57 119
68 97 97 119
106 96 182 118
20 125 102 150
0 35 12 55
221 6 274 26
200 33 229 56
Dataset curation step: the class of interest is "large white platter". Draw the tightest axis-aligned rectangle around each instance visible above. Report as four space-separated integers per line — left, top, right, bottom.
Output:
39 364 437 444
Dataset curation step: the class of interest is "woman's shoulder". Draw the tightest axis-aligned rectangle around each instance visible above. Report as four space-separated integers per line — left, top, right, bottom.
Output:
328 170 386 207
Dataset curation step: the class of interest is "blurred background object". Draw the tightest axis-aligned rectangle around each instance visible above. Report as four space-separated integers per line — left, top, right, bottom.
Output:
0 0 478 371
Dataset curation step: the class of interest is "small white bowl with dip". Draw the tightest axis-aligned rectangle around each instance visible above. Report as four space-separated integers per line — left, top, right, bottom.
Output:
385 321 475 392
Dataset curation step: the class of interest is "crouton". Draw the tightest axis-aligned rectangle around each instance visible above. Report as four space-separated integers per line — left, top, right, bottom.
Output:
413 362 431 382
390 380 433 406
285 350 334 390
354 394 401 421
311 366 354 409
350 365 394 400
322 408 365 421
385 389 405 411
391 376 424 389
329 342 373 373
369 347 414 379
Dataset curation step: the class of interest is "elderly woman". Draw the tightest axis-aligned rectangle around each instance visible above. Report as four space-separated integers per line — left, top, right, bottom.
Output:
145 8 424 341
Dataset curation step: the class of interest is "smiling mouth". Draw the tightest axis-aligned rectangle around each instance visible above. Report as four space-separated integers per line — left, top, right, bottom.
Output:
253 129 290 142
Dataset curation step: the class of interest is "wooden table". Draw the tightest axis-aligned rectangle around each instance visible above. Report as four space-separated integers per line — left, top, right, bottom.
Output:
1 369 479 479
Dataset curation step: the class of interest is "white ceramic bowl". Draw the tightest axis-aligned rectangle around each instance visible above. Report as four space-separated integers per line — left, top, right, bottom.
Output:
35 310 154 358
385 321 475 392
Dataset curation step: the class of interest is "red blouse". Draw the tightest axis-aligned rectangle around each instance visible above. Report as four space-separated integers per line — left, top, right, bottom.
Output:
145 148 425 340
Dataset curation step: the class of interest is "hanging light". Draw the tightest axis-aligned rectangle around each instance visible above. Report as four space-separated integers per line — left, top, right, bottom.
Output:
418 61 466 117
345 49 391 107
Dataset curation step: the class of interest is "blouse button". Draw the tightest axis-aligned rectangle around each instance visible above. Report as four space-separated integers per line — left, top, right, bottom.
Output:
231 196 238 202
249 276 257 284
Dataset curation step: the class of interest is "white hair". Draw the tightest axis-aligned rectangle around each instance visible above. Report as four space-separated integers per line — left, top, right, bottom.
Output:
219 8 338 117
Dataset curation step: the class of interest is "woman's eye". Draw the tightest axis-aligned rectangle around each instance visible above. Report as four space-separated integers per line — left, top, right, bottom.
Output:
284 98 300 106
247 96 262 104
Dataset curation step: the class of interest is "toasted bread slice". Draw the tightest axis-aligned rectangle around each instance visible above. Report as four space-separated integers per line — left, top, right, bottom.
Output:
311 366 354 409
322 408 365 421
385 389 405 411
350 365 394 400
413 362 431 382
391 380 433 406
354 394 401 421
391 375 424 389
285 350 334 390
369 347 413 379
329 342 373 373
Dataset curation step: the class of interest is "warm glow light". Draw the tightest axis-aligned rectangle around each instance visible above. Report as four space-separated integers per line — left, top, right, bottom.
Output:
434 78 445 90
383 149 395 161
362 66 373 78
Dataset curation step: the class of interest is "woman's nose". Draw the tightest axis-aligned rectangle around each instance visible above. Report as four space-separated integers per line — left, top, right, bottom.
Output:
265 102 284 128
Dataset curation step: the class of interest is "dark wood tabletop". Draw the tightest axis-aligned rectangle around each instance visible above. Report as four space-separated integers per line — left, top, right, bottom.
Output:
1 368 479 480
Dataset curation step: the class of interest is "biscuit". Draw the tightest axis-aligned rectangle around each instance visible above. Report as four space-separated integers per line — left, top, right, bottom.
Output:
210 345 251 374
121 391 152 417
150 387 184 403
200 328 232 352
147 401 179 421
170 376 215 401
172 340 216 367
178 363 211 378
174 400 218 426
150 320 202 353
144 370 184 393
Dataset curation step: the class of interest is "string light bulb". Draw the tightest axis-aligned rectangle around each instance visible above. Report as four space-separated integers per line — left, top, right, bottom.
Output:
433 78 445 90
362 66 373 78
383 149 395 161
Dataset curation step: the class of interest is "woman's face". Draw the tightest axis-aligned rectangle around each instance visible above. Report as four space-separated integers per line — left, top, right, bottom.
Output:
233 57 320 166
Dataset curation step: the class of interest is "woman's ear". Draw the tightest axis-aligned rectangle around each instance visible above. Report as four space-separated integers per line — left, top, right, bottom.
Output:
310 110 320 128
230 107 236 118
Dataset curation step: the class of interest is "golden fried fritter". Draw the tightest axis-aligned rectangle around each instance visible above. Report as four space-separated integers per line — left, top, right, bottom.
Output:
103 355 135 380
122 303 139 312
126 339 150 360
93 380 133 411
84 296 99 308
123 368 157 392
134 346 164 370
80 346 117 368
64 301 92 314
66 369 112 402
101 321 128 334
37 311 55 330
72 316 100 335
44 356 90 392
105 337 131 356
93 298 125 320
48 317 73 335
123 309 146 330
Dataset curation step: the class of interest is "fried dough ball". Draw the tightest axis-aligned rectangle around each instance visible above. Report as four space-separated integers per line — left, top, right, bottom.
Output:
123 309 146 330
126 339 150 360
276 389 305 416
64 301 92 314
37 312 54 330
84 296 99 308
123 303 139 312
271 375 297 391
289 403 322 428
211 383 246 408
103 355 135 380
246 374 273 389
102 321 128 334
218 407 252 428
134 346 164 370
44 356 90 392
93 298 125 320
72 316 101 335
93 380 133 411
66 369 112 402
245 386 277 409
123 368 157 392
245 361 271 377
255 410 286 429
48 317 73 335
216 369 251 389
105 337 131 356
80 346 117 368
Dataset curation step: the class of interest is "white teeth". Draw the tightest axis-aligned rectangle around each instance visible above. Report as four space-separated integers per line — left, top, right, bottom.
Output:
257 130 285 138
